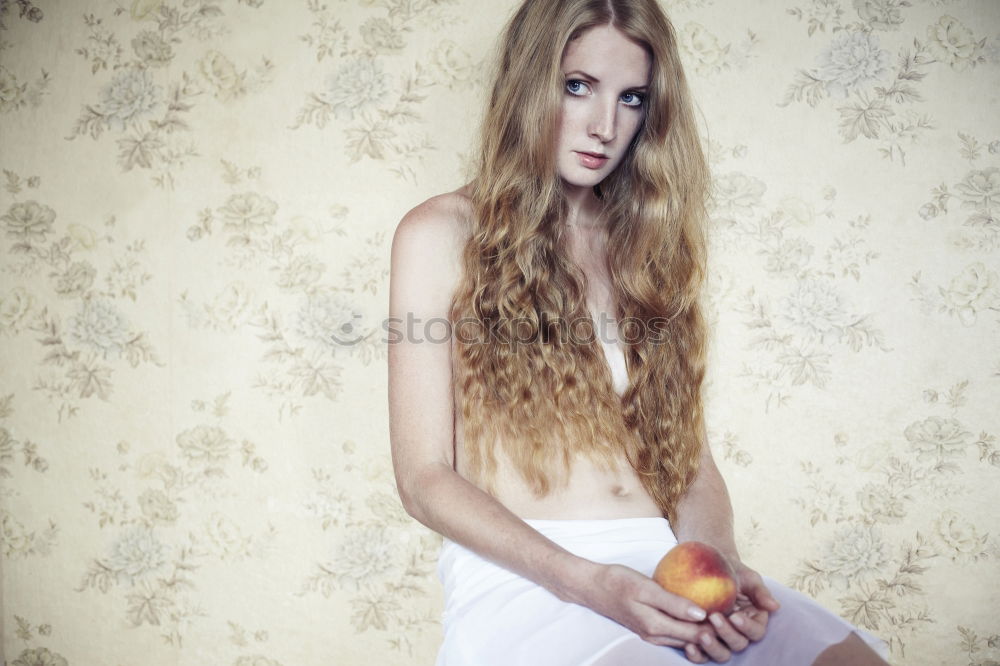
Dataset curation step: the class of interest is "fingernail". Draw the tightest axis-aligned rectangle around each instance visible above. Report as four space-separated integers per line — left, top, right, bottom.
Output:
731 614 744 627
710 614 723 628
688 607 706 621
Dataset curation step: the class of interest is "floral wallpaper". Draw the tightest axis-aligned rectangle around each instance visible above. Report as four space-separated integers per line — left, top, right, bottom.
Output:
0 1 997 665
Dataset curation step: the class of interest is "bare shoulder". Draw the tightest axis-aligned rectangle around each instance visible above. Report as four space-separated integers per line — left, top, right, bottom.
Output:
393 186 473 250
390 185 474 310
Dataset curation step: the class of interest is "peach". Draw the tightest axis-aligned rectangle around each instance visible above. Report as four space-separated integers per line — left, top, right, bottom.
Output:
652 541 738 615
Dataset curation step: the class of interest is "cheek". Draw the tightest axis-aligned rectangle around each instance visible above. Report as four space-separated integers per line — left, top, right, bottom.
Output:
623 113 644 142
558 103 589 136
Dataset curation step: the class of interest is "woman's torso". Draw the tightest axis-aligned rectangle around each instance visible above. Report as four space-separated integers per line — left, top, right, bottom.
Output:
446 185 662 520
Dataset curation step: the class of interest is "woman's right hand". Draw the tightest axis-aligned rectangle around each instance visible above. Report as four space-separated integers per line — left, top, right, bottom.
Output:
571 561 735 663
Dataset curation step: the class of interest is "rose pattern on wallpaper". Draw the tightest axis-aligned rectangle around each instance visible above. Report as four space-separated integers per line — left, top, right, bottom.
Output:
786 372 1000 660
917 131 999 252
0 170 165 421
8 616 69 666
957 625 1000 666
782 2 996 164
0 394 58 562
298 442 442 657
0 62 51 114
909 260 1000 327
909 130 1000 324
705 142 890 411
68 4 273 189
676 21 760 75
225 619 286 666
291 0 480 181
711 428 755 468
1 2 998 665
76 391 275 647
0 0 43 32
181 159 386 420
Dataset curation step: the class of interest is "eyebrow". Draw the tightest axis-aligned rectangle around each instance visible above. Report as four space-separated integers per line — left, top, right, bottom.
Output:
564 69 649 90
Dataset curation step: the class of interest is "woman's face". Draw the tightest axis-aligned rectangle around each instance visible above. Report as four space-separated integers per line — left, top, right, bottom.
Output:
555 24 651 191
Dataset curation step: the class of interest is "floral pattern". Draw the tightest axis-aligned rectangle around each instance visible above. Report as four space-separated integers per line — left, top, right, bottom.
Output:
7 617 67 666
68 6 274 189
297 459 442 657
1 2 998 665
291 0 478 181
782 3 996 164
74 391 276 647
706 152 890 409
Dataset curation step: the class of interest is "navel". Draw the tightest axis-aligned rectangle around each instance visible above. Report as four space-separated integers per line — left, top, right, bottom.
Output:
611 484 630 498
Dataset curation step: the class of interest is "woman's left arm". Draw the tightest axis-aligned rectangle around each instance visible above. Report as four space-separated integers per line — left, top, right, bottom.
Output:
669 419 782 663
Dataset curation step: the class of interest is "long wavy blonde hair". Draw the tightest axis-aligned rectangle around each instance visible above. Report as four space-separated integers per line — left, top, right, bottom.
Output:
450 0 711 524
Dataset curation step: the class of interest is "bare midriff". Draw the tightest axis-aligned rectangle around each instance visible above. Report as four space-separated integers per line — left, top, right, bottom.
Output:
447 184 663 520
450 324 662 520
452 404 663 520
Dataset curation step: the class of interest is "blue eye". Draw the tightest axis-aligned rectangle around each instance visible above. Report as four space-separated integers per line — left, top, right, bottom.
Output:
622 92 645 108
564 79 644 108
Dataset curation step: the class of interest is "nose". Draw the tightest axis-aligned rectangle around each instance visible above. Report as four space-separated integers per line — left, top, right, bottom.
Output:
587 98 617 143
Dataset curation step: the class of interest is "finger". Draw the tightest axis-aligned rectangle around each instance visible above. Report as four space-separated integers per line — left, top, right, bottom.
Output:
749 585 780 612
760 590 781 612
684 642 708 663
644 581 711 624
644 633 686 649
740 571 781 612
696 629 733 663
633 606 709 646
709 612 750 653
730 610 769 642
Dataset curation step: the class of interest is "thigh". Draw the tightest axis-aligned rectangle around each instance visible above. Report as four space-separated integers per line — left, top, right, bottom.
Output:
584 635 691 666
438 519 683 666
439 577 642 666
724 576 890 665
583 575 891 666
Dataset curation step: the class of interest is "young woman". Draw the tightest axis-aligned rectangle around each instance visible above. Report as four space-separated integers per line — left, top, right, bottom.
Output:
388 1 892 663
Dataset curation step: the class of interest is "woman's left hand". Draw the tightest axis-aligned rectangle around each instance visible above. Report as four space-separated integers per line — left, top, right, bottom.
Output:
680 562 782 664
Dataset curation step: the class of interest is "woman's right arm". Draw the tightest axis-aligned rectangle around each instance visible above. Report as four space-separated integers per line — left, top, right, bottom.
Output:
386 196 719 656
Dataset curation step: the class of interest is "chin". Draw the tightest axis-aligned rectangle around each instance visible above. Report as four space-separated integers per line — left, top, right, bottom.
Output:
559 171 605 190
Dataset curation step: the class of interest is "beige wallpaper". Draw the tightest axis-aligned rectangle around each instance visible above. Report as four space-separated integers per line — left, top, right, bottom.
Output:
1 0 998 664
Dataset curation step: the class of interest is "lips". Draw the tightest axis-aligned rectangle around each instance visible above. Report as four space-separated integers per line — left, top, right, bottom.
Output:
575 151 610 169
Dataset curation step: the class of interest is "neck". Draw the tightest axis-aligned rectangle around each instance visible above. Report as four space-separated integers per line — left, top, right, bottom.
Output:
563 184 606 231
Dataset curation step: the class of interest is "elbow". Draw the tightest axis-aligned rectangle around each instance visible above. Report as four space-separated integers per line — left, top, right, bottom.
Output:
396 462 458 529
397 482 424 523
395 466 436 524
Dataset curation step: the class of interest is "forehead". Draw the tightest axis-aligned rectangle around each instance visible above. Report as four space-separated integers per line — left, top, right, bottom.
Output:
561 24 651 84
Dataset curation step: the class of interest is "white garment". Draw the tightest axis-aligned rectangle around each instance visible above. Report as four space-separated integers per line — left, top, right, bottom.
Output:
435 517 891 665
600 337 629 396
